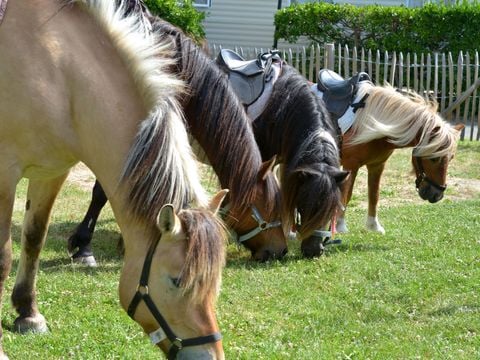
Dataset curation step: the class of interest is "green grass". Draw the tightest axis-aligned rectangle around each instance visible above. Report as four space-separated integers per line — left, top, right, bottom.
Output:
3 142 480 359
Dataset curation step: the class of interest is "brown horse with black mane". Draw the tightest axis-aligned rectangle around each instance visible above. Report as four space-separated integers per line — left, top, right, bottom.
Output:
68 5 287 264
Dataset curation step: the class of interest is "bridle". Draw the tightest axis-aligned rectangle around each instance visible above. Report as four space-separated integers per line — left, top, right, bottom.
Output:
221 204 282 244
414 156 447 192
127 237 222 360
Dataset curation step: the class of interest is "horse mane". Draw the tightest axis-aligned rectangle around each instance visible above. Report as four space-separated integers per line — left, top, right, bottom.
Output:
255 64 342 236
151 19 280 216
71 0 207 218
349 83 461 158
177 209 227 304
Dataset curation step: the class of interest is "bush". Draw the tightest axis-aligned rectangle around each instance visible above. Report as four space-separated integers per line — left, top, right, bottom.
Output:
274 2 480 55
145 0 206 41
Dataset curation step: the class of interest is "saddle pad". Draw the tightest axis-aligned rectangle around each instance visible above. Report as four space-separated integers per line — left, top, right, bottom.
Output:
0 0 7 26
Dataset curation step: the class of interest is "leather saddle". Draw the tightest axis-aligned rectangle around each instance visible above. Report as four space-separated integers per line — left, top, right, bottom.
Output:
317 69 371 119
216 49 282 106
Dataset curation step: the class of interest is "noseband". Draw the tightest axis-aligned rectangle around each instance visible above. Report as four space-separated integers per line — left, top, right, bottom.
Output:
414 156 447 192
127 238 222 360
221 204 282 244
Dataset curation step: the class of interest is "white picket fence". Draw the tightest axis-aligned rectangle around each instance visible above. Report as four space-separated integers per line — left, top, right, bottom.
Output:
209 42 479 140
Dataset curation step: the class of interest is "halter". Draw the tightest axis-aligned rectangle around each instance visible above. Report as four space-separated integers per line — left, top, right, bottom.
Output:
127 237 222 360
221 204 282 244
414 156 447 192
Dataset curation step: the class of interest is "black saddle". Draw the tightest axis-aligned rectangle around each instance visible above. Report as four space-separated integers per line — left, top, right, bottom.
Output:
317 69 371 119
216 49 282 106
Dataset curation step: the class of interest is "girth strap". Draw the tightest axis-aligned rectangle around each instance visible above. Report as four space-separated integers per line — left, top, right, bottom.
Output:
127 238 222 359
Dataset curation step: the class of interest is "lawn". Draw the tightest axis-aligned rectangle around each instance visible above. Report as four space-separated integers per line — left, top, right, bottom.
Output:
2 142 479 359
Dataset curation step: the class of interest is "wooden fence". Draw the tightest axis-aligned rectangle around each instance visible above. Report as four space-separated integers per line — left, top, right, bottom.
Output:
208 42 480 140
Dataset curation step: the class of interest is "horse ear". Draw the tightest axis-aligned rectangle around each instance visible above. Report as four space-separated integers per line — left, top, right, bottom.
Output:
156 204 177 234
453 123 465 132
208 189 229 215
258 155 277 180
331 169 350 185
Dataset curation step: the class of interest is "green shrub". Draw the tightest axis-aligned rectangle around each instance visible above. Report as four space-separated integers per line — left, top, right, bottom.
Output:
275 2 480 55
145 0 206 41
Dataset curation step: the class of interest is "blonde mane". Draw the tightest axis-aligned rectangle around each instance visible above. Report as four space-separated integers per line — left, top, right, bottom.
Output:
348 83 461 158
71 0 207 213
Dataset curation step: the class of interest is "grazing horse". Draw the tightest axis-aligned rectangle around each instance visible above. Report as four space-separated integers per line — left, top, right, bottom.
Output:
313 71 463 234
0 1 228 358
217 50 349 258
68 12 286 265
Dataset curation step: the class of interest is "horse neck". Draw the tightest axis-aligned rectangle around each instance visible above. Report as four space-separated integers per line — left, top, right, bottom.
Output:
177 40 263 208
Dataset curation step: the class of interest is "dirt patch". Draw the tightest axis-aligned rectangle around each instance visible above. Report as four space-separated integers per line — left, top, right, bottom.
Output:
67 163 95 191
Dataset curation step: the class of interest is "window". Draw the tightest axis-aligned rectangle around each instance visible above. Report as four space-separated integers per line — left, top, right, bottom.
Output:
193 0 211 7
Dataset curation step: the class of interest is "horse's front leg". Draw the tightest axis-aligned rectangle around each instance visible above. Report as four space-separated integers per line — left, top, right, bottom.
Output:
0 173 20 360
67 180 108 267
365 162 387 234
336 168 358 233
11 174 68 333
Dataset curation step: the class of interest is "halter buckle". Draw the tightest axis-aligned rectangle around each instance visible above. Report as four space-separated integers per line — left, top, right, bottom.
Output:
136 284 149 295
172 338 183 350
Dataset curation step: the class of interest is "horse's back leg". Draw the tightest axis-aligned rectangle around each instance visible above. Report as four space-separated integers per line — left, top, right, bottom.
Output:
67 180 107 267
336 168 358 233
365 162 387 234
11 173 68 333
0 172 21 359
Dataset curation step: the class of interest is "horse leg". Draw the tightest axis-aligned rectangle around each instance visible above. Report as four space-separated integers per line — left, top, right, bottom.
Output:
336 168 358 233
67 180 107 267
365 162 386 234
0 175 20 360
11 174 68 333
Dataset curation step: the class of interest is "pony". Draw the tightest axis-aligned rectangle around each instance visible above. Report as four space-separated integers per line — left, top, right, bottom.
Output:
0 1 228 358
67 10 287 265
217 51 349 258
329 82 463 234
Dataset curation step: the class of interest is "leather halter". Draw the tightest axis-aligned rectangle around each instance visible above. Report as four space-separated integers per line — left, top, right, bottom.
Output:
220 204 282 244
0 0 8 27
414 156 447 192
127 237 222 360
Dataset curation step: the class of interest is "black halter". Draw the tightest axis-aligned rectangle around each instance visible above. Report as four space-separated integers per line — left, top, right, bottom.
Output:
127 238 222 360
414 156 447 192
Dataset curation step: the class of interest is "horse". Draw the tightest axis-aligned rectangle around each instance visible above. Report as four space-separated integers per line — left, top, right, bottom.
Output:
216 50 350 258
67 9 287 265
312 71 464 234
0 1 228 358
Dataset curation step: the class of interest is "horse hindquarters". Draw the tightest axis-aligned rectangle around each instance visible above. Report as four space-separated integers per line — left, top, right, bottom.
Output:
11 174 68 334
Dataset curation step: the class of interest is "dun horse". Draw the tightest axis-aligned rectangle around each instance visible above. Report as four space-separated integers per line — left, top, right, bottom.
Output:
0 1 227 358
217 50 349 258
312 71 463 234
68 8 287 265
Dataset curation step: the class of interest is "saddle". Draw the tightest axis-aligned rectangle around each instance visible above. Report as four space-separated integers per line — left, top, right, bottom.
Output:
216 49 282 106
317 69 371 119
0 0 8 27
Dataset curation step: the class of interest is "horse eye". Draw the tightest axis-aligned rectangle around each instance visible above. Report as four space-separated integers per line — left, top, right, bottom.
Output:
170 277 181 288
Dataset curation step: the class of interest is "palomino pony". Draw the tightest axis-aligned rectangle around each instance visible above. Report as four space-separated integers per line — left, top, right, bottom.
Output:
0 1 228 358
312 70 463 234
68 12 287 264
217 50 349 258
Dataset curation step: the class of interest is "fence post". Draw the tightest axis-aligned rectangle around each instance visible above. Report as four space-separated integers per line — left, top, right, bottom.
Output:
324 43 335 70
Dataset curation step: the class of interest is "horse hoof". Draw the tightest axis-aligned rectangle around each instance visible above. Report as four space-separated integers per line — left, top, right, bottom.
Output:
14 314 48 334
365 216 385 234
72 255 97 267
335 217 349 233
0 351 9 360
287 231 297 241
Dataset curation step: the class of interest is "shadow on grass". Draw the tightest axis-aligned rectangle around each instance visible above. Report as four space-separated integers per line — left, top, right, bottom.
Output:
10 220 123 275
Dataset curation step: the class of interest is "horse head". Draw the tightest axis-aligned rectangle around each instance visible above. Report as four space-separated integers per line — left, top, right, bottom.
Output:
412 123 464 203
120 190 229 359
223 156 288 261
